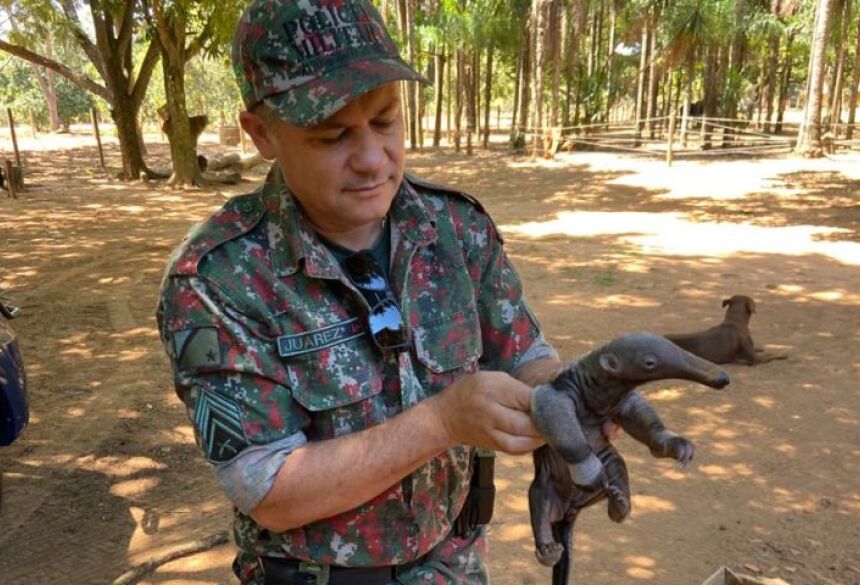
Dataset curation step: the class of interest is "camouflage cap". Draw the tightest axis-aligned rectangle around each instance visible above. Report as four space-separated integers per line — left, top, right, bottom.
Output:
232 0 428 127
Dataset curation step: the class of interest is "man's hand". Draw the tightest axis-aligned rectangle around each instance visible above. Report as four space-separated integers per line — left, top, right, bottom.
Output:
430 371 545 455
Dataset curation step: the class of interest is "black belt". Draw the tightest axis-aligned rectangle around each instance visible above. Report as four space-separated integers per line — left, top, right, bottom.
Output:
259 553 427 585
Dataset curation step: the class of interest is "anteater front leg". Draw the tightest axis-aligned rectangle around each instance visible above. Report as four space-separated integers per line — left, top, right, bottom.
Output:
616 391 695 466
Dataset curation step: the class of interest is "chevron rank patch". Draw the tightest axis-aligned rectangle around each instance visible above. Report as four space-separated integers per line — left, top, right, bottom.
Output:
194 389 249 464
173 327 221 370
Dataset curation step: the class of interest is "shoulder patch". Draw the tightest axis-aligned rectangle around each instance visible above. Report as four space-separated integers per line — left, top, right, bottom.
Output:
405 173 487 214
169 192 265 277
173 326 222 370
194 389 250 464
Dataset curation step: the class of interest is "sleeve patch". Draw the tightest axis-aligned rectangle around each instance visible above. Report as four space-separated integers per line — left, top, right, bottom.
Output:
194 389 250 464
174 327 222 370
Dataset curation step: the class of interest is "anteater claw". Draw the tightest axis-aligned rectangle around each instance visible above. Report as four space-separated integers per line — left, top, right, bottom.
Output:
536 542 564 567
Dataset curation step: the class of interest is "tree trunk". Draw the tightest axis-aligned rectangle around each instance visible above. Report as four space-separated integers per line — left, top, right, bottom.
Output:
447 47 453 143
634 12 650 146
846 12 860 138
776 32 796 134
646 11 660 139
7 15 62 132
35 36 62 131
511 38 523 139
161 51 200 185
681 59 694 147
702 45 723 150
730 0 748 72
405 0 418 150
604 1 617 122
455 49 463 153
587 2 597 77
549 2 561 127
531 0 546 156
151 1 202 186
433 50 445 147
483 42 494 149
467 49 477 156
797 0 836 156
762 34 780 133
518 21 533 140
830 0 852 131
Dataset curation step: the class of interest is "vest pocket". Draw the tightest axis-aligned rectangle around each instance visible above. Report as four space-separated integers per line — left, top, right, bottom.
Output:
283 337 385 438
413 307 482 373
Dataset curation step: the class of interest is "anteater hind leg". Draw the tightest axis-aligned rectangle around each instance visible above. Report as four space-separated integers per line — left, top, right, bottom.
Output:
530 446 569 566
599 444 632 523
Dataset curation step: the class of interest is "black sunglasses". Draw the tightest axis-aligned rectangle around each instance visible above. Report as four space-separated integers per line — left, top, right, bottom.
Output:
342 251 411 352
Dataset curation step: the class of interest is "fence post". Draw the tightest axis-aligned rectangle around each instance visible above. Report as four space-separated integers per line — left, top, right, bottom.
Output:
91 107 106 169
666 107 677 166
29 109 38 138
6 108 23 175
4 159 18 199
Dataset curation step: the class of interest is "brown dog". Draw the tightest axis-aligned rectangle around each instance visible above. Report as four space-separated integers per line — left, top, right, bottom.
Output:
665 295 787 365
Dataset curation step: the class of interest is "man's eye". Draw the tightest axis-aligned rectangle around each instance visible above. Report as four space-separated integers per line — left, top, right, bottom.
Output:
318 130 346 143
374 118 396 130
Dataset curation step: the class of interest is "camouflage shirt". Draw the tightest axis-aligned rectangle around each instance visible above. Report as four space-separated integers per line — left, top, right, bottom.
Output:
156 166 550 583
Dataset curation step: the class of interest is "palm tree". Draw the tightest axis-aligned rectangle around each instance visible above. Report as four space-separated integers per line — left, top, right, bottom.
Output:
797 0 837 156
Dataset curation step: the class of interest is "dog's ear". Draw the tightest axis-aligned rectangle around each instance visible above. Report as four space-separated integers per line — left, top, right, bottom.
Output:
722 298 731 308
746 297 756 314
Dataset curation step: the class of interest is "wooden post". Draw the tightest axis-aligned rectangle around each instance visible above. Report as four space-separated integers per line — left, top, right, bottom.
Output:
6 108 22 174
4 159 18 199
699 114 707 148
666 104 677 166
29 109 38 138
237 111 248 153
91 107 106 169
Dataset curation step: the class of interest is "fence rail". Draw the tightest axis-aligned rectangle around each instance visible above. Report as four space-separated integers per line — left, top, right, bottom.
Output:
511 117 858 163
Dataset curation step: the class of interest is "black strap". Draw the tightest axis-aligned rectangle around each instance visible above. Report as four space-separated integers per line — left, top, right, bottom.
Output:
453 448 496 537
259 553 426 585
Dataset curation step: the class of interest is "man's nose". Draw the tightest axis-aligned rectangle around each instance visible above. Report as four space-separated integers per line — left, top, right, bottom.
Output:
349 127 386 173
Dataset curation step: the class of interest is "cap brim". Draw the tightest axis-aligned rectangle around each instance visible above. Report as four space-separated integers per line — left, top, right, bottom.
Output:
264 57 429 127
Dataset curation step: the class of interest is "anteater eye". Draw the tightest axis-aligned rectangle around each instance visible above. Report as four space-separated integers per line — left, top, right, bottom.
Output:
643 356 658 370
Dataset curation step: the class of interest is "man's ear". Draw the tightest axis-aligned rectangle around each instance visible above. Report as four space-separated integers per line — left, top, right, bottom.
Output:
239 110 277 161
599 353 622 375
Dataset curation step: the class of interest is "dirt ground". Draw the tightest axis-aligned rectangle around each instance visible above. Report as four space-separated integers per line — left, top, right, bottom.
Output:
1 130 858 585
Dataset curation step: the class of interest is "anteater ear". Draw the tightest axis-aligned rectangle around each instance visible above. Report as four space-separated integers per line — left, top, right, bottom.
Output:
599 353 622 375
722 298 731 308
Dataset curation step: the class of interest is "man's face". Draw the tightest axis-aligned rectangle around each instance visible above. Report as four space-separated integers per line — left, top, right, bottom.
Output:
258 83 405 240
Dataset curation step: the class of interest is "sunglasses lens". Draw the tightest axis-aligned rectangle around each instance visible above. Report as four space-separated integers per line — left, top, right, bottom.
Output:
342 251 410 351
344 254 387 291
369 299 409 350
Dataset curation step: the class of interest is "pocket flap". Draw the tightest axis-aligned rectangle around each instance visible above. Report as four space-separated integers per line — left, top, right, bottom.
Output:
413 308 482 373
284 337 383 412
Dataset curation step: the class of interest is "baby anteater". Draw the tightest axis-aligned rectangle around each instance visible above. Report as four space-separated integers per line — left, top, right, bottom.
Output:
529 332 730 585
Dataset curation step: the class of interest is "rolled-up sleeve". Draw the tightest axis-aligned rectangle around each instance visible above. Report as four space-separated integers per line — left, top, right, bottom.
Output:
157 273 308 478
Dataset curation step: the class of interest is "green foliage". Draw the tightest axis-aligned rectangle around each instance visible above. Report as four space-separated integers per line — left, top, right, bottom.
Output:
0 58 44 112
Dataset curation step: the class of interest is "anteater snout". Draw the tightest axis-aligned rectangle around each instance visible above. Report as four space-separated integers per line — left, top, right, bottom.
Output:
713 371 730 389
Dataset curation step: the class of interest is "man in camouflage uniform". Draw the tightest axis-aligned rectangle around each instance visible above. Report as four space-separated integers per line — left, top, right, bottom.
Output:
156 0 563 583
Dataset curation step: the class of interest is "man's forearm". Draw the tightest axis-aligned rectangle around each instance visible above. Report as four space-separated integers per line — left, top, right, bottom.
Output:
251 395 452 532
511 356 564 387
